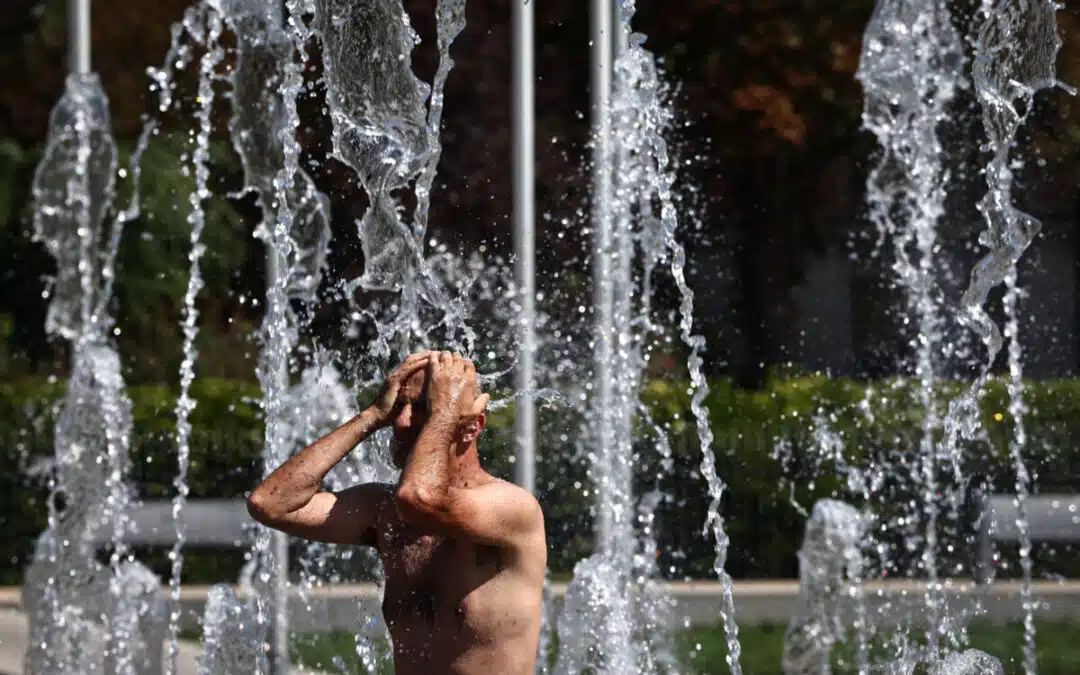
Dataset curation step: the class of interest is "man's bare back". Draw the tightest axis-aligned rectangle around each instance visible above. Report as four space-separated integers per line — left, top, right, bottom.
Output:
248 352 547 675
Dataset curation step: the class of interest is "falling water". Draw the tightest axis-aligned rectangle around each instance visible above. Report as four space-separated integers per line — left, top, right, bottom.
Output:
312 0 474 361
556 1 742 672
609 3 745 671
24 72 165 675
967 1 1072 671
215 0 338 670
855 0 964 652
145 3 228 672
281 360 392 672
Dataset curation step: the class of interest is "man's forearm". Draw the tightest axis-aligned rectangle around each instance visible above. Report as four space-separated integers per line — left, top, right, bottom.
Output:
251 406 383 516
397 411 455 505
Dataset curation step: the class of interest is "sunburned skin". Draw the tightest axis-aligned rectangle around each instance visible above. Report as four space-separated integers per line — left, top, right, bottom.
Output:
247 351 547 675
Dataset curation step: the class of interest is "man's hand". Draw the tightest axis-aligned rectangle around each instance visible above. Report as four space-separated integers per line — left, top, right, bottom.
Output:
371 351 431 427
426 352 489 427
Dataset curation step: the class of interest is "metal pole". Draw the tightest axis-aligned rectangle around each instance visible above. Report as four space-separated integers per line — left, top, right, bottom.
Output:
268 8 290 674
69 0 91 74
591 0 615 551
267 243 291 675
513 0 537 495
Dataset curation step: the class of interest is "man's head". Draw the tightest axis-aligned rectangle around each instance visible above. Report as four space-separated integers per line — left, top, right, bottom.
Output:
388 358 487 469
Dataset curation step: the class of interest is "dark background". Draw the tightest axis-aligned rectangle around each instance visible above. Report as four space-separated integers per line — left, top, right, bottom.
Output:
4 0 1080 386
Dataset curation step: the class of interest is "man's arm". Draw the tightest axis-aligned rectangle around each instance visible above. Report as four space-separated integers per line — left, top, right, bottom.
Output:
247 407 386 545
247 352 429 545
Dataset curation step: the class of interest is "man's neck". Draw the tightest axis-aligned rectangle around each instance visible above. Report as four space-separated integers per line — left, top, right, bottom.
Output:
448 442 486 488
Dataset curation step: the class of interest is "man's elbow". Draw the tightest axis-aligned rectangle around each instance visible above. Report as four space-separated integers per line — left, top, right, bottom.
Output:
246 488 279 526
394 483 448 524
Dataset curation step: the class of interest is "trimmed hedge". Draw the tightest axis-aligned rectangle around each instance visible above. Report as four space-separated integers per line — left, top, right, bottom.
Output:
2 375 1079 585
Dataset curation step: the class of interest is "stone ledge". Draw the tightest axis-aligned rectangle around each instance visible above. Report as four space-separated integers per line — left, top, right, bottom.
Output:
3 580 1079 632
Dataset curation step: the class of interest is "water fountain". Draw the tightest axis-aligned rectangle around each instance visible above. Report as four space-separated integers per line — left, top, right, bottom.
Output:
855 0 966 655
781 500 867 675
18 0 1077 674
552 0 742 672
808 0 1072 671
23 67 164 675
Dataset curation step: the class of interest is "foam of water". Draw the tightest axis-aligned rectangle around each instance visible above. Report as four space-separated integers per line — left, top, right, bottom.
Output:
553 554 677 675
197 585 261 674
927 649 1004 675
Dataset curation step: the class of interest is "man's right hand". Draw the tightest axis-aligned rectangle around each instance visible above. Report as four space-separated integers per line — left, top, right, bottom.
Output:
371 351 431 427
426 352 489 425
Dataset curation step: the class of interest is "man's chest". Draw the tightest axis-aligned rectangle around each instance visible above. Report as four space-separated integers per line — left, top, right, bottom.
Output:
381 527 454 579
376 523 506 625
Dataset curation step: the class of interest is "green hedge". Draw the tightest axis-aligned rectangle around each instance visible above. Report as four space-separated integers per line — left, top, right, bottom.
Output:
2 375 1079 586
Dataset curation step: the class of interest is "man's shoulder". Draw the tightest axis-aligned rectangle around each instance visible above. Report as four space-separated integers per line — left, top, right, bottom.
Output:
482 477 539 502
479 479 544 528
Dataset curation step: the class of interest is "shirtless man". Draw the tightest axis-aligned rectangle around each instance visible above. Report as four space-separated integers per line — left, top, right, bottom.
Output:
247 351 547 674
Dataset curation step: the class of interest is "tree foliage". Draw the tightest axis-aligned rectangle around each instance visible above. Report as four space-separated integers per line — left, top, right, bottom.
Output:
2 0 1080 384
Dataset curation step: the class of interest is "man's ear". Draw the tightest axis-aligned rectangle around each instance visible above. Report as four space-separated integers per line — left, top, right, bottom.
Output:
461 410 486 444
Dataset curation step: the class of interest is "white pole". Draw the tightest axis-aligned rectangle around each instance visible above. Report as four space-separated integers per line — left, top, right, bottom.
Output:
266 241 290 675
268 6 291 672
513 0 537 496
69 0 91 74
591 0 615 550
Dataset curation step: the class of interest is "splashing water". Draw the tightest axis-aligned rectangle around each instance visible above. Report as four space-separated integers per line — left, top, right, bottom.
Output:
782 500 867 675
24 72 164 675
197 585 261 674
856 0 965 653
312 0 475 361
606 2 744 670
967 2 1073 671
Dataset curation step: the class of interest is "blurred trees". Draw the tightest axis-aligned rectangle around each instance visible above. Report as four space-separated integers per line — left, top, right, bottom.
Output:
2 0 1080 384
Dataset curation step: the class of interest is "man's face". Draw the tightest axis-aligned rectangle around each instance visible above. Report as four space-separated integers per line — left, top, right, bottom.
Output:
389 369 429 469
387 363 486 469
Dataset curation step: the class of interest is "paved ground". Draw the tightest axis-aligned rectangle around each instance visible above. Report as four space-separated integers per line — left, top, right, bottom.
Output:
0 608 212 675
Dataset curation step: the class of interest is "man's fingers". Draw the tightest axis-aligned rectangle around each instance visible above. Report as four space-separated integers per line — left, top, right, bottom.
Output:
397 356 429 380
470 393 490 417
389 352 430 381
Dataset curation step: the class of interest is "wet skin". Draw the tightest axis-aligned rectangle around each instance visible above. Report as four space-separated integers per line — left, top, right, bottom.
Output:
248 352 547 675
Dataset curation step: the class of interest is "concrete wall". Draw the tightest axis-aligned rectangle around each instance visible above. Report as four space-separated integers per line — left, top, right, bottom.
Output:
11 581 1059 634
